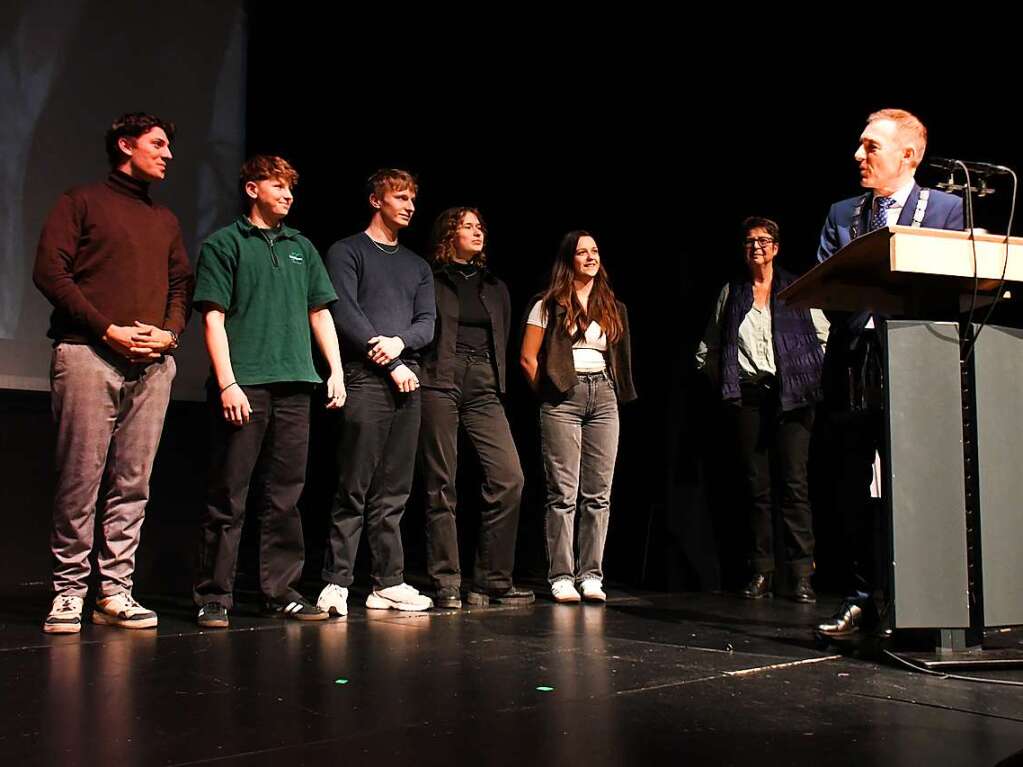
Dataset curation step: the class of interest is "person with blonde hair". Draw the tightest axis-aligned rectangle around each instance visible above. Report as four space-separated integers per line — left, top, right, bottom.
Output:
318 169 436 615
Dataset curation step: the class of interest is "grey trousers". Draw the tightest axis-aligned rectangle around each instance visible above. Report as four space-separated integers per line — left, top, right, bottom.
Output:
49 343 175 597
419 353 524 592
540 371 620 585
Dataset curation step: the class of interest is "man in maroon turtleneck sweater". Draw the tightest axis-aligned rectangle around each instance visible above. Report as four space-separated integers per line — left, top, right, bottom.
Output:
33 112 194 634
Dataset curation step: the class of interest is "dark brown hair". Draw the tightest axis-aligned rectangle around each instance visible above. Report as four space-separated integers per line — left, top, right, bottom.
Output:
540 230 622 344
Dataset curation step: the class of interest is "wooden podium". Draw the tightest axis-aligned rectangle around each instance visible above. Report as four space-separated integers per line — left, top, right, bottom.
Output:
780 225 1023 314
780 226 1023 662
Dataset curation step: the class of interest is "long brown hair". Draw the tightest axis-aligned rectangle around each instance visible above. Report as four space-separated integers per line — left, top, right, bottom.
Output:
430 207 488 266
540 230 622 344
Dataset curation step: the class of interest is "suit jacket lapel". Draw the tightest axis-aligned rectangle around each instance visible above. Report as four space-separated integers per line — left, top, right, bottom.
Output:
851 193 872 239
897 183 921 226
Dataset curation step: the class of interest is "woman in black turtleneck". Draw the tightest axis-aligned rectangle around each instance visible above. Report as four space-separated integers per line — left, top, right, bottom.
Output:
418 207 533 609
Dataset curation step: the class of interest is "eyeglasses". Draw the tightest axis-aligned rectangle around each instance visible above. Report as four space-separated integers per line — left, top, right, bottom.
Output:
744 237 775 249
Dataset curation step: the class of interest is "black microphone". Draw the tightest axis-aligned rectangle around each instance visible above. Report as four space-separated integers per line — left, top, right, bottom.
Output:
927 156 1013 175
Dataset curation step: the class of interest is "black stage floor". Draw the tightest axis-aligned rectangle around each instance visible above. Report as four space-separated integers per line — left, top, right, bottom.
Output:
3 586 1023 766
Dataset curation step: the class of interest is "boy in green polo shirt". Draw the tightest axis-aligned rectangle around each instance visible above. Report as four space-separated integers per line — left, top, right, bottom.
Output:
191 155 344 627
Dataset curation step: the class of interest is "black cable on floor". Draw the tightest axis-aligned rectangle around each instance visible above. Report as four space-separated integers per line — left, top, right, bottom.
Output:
883 648 1023 687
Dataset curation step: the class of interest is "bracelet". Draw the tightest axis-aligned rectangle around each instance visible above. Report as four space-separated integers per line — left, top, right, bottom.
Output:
220 381 238 393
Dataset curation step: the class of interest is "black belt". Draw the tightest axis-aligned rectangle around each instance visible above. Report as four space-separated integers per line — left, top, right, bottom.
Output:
455 348 491 360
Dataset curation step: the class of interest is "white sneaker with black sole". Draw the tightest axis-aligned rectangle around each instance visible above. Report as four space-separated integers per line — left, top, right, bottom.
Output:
44 594 84 634
365 583 433 611
92 592 158 629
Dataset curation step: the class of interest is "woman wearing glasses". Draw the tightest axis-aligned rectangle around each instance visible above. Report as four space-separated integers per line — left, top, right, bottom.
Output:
520 231 636 604
418 207 534 609
696 217 828 603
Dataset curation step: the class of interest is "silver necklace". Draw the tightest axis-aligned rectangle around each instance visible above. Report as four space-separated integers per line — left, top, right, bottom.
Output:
368 237 400 255
451 263 479 279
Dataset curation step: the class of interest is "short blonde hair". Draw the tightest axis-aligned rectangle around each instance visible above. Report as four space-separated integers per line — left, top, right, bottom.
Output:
365 168 417 201
868 108 928 165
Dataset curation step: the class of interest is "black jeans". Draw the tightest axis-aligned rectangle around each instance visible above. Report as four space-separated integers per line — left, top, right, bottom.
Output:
730 381 815 577
194 383 311 608
419 352 524 592
322 361 420 589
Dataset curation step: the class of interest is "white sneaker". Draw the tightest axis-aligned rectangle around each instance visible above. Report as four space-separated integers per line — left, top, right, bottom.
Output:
366 583 433 612
92 592 158 629
43 594 84 634
317 584 349 617
580 579 607 603
551 580 581 604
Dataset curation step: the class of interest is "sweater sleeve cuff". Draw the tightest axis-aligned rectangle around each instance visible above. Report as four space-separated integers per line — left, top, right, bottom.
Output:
87 310 113 340
162 316 187 335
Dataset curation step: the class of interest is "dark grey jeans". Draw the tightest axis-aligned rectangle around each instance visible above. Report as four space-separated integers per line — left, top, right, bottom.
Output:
322 361 421 589
540 371 620 585
49 343 175 597
419 353 524 592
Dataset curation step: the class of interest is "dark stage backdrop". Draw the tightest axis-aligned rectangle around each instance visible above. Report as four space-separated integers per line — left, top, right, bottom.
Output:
3 8 1022 594
242 14 1023 593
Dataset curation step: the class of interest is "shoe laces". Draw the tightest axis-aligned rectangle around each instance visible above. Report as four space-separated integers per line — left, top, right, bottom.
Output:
57 595 80 611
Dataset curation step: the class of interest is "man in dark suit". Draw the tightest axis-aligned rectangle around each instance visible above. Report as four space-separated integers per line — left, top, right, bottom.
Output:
818 109 963 260
815 108 964 639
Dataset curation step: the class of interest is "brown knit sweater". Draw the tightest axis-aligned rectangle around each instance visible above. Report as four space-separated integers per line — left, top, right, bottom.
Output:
33 171 194 344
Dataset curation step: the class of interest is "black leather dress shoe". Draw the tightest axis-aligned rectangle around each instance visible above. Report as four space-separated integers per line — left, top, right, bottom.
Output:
740 573 773 599
467 585 535 606
435 586 462 609
816 600 877 638
790 576 817 604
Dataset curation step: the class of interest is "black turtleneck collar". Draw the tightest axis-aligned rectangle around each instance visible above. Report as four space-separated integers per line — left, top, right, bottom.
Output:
106 170 152 204
439 260 491 281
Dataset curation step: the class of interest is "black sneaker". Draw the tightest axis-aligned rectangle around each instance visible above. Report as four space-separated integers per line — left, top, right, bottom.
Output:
435 586 462 609
263 598 328 621
467 585 535 606
197 602 229 628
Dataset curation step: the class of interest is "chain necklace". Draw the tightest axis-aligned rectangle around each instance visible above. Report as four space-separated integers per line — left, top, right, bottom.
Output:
450 262 479 280
365 232 400 255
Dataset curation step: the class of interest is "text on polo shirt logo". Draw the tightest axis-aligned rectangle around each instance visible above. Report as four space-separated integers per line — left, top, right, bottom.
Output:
288 253 304 263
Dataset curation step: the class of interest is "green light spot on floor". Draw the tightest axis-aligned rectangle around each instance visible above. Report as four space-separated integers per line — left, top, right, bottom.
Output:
335 679 349 685
536 686 554 692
